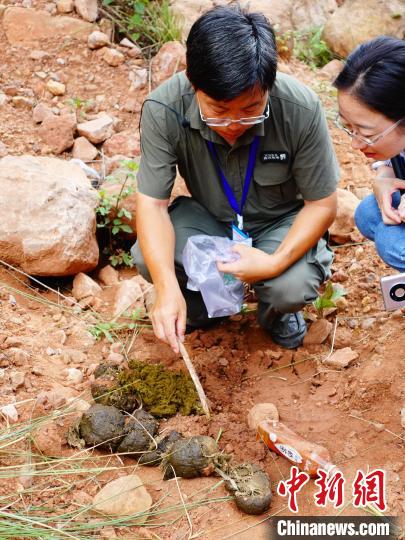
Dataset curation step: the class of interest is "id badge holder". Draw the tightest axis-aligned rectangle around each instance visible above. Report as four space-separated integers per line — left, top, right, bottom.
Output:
232 215 252 246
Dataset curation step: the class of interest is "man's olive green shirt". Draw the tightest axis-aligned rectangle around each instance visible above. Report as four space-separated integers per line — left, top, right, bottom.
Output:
137 71 339 225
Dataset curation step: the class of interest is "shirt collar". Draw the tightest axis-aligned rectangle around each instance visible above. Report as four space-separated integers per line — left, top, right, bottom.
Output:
185 93 267 148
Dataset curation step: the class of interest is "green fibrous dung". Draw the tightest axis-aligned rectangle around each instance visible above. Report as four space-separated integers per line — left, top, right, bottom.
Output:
91 360 202 417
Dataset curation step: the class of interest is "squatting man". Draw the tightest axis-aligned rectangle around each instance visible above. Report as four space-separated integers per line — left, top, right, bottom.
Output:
131 5 339 353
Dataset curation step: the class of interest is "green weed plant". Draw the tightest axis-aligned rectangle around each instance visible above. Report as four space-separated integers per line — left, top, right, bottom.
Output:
313 281 347 318
96 159 138 267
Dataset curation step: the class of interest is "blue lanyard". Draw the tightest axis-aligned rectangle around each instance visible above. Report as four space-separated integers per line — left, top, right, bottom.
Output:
207 136 259 230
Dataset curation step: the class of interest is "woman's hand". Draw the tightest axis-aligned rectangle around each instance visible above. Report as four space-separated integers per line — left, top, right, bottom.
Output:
373 177 405 224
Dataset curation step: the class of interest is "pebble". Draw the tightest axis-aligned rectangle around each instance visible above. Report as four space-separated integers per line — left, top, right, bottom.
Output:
66 397 91 412
348 262 362 273
106 352 125 364
323 347 359 369
98 265 119 286
347 319 358 329
0 404 19 422
103 48 125 67
72 273 102 301
247 402 279 430
32 421 62 456
61 349 87 364
9 348 30 366
100 527 117 539
10 371 25 390
88 31 110 50
56 0 74 12
65 368 84 385
29 50 50 61
331 270 349 282
46 80 66 96
303 318 332 345
342 442 357 459
37 390 66 409
360 318 376 330
373 422 385 433
373 345 384 354
92 475 152 518
52 330 67 346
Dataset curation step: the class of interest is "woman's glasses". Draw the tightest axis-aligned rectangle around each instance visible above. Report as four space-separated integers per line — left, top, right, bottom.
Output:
334 114 404 146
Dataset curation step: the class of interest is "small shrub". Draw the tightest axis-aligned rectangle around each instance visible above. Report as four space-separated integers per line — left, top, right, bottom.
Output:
65 97 93 119
96 160 138 268
293 26 334 69
101 0 182 53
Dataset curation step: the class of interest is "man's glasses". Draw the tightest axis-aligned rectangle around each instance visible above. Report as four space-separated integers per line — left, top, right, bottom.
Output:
199 102 270 127
334 113 404 146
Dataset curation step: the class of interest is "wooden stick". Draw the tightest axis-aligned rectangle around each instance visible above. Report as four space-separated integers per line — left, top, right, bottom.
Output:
178 340 210 419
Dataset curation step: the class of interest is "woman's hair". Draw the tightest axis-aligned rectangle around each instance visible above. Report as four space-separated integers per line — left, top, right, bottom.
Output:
334 36 405 123
186 5 277 101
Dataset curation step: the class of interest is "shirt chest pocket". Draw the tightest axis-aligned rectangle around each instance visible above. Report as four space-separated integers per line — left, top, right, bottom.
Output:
252 169 298 207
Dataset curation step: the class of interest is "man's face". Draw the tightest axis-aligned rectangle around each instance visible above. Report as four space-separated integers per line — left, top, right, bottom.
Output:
196 85 269 145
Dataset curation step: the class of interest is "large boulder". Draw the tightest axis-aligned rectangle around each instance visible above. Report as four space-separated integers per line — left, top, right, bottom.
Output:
0 156 99 276
169 0 213 39
2 7 94 45
170 0 338 38
330 188 362 245
151 41 186 86
246 0 337 32
323 0 405 58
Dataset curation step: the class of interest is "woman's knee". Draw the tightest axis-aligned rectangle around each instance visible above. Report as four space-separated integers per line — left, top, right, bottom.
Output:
354 194 381 240
374 224 405 272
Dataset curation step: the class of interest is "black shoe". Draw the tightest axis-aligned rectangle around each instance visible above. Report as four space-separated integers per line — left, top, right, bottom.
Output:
268 312 307 349
185 316 228 334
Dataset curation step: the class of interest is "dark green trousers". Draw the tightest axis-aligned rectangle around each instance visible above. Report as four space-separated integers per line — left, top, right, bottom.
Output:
132 197 333 329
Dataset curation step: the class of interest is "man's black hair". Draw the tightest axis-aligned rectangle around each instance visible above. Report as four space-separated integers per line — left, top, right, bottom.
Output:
186 5 277 101
334 35 405 123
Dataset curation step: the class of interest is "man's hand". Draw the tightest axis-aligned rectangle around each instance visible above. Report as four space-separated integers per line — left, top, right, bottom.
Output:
150 287 186 354
373 177 405 225
216 244 282 283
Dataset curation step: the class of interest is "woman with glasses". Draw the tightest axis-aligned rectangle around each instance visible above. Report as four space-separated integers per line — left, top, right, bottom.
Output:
333 36 405 271
132 5 339 352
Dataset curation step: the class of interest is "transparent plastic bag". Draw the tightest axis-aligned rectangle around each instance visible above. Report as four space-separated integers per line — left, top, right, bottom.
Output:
182 235 244 318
